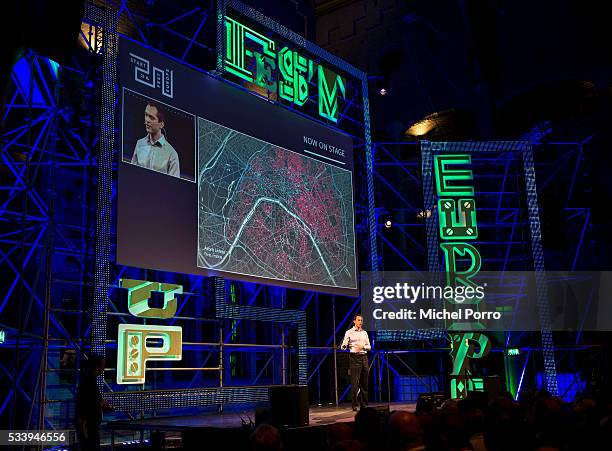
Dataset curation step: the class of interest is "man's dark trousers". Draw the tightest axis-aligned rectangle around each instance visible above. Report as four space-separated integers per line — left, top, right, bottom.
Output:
350 353 369 409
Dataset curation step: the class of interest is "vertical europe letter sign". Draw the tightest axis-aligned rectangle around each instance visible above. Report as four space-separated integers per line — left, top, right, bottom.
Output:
434 154 491 399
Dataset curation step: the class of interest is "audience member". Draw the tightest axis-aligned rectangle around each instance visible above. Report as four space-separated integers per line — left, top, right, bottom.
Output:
327 423 354 449
353 407 385 451
388 410 425 451
250 423 282 451
330 439 365 451
244 389 612 451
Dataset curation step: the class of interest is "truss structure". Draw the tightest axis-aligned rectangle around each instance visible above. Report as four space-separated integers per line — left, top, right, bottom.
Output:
0 0 596 435
0 0 380 431
372 137 594 399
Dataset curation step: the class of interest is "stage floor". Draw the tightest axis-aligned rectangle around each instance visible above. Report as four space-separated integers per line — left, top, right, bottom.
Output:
308 402 416 426
108 402 417 432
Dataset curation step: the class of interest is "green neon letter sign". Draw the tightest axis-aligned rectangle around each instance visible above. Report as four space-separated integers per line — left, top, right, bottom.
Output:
225 17 276 83
318 65 345 123
440 242 482 289
120 279 182 319
117 324 182 385
224 16 345 122
434 154 474 197
438 198 478 240
449 333 491 398
279 47 311 106
116 279 184 385
254 51 277 91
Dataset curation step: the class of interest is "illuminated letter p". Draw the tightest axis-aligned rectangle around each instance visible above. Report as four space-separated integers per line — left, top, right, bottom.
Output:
117 324 182 385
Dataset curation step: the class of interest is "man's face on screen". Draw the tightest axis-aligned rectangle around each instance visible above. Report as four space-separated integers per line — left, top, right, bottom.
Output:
144 105 164 137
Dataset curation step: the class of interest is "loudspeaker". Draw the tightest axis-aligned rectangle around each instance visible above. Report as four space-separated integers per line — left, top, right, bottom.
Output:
268 385 309 427
336 352 350 381
368 405 390 415
416 392 446 412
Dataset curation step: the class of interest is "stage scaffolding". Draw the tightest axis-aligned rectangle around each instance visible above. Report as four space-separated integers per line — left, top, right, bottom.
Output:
1 0 377 431
0 0 598 435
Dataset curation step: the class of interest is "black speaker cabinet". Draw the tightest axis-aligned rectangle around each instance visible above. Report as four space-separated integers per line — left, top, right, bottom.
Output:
416 392 446 412
269 385 309 427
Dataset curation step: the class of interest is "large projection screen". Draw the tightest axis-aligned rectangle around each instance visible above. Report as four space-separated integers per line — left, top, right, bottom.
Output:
118 38 358 295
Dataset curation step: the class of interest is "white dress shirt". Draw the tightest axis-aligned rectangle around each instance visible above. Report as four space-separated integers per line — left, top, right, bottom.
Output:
132 134 181 177
341 327 371 354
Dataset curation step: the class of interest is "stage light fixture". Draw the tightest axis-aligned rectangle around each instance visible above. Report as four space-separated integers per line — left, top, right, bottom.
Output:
375 75 389 96
416 209 433 220
406 118 436 137
405 110 453 138
384 219 393 228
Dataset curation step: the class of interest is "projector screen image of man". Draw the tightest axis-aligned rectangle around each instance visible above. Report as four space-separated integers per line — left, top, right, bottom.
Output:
341 314 371 411
131 102 180 177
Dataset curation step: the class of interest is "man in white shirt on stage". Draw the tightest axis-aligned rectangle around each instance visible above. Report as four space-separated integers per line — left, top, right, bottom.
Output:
341 314 371 411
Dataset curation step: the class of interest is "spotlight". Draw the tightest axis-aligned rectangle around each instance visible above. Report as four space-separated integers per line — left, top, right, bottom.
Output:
384 219 393 229
416 209 432 220
376 75 389 96
417 205 436 220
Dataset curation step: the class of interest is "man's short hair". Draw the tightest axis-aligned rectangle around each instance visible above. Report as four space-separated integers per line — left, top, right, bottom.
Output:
146 102 166 123
388 410 422 446
354 314 363 320
249 423 282 451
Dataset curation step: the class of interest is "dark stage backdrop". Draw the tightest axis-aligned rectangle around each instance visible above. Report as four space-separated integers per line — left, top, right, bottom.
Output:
118 38 358 295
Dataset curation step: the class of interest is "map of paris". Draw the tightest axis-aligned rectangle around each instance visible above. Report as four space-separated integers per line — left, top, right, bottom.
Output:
197 118 357 289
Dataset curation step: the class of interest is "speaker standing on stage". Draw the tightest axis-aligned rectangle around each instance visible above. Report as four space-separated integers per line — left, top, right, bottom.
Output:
341 314 371 411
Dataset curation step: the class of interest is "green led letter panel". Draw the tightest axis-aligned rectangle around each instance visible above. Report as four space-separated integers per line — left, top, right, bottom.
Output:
440 242 482 289
279 47 310 105
434 154 474 197
117 324 182 385
438 198 478 240
254 51 277 91
449 333 491 398
120 278 182 319
225 16 276 83
318 65 345 122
